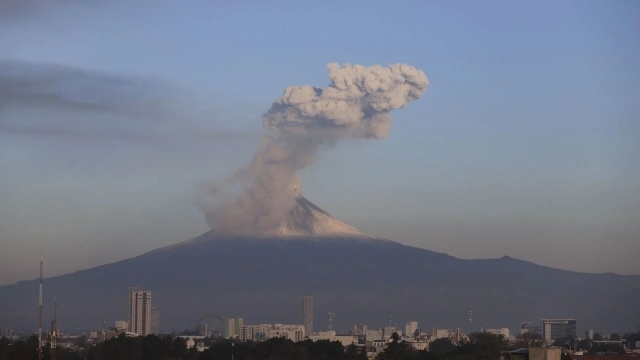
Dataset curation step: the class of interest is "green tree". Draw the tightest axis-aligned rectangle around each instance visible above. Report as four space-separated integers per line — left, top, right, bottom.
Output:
429 338 455 356
344 343 367 360
172 337 188 359
0 337 10 360
141 335 162 360
4 336 39 360
471 333 509 359
577 338 591 351
376 333 417 360
161 335 175 359
299 339 344 359
252 337 310 360
592 333 603 341
624 331 640 349
552 337 574 349
610 333 621 341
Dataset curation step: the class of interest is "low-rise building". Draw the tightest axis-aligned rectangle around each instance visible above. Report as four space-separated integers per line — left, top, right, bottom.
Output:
486 328 510 338
238 324 305 342
308 331 358 347
406 339 429 351
266 324 305 342
501 347 562 360
115 320 128 333
366 329 383 342
239 324 270 342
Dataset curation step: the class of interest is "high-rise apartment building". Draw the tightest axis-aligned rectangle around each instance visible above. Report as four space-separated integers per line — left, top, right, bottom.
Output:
127 287 152 336
0 328 13 339
542 319 576 344
302 294 313 336
225 317 243 338
405 321 418 337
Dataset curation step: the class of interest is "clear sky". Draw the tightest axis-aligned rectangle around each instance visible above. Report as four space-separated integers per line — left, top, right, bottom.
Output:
1 0 639 285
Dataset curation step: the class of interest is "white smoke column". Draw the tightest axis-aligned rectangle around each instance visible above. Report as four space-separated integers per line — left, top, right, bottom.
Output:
200 63 429 233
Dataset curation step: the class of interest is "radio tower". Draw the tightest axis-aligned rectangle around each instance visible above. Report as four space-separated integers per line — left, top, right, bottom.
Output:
38 258 43 360
468 306 473 334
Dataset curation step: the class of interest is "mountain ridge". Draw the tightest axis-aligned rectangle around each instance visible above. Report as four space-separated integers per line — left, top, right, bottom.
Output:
1 197 638 333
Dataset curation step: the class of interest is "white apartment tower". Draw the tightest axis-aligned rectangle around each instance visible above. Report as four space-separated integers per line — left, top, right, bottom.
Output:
302 294 313 336
406 321 418 338
128 287 152 336
225 317 244 338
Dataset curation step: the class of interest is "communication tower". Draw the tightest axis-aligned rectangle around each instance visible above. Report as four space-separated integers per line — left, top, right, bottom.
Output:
328 311 335 331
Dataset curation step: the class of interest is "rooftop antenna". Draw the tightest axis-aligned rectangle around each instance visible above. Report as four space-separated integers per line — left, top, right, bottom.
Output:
388 313 392 328
468 306 473 334
38 254 44 360
102 316 106 340
328 311 335 332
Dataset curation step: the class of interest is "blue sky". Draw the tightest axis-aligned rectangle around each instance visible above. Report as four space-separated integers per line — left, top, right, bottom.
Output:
1 0 639 284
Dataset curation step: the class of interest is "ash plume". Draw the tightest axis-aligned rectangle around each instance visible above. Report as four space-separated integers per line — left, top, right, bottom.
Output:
199 63 429 233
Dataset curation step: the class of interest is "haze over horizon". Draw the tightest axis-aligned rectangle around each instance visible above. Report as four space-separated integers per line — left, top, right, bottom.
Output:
1 0 639 286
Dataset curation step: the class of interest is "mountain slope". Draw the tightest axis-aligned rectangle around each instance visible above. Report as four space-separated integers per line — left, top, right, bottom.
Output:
1 198 638 334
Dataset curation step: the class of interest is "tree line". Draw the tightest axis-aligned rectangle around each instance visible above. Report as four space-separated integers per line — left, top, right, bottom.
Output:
1 327 638 360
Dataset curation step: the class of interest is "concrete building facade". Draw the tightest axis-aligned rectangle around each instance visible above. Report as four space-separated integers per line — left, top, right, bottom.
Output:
542 319 576 344
486 328 510 338
267 324 305 342
406 321 418 338
308 331 358 347
302 294 313 336
127 287 152 336
0 328 13 339
115 320 128 332
365 329 383 341
225 317 243 338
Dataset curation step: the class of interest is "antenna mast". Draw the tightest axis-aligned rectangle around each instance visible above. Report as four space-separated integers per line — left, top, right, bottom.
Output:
38 257 43 360
328 311 335 332
49 297 57 360
468 306 473 334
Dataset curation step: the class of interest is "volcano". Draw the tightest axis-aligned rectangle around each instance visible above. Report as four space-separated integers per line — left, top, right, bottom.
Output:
1 197 638 334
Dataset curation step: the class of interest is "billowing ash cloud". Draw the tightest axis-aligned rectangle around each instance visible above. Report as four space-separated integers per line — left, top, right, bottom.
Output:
199 63 429 233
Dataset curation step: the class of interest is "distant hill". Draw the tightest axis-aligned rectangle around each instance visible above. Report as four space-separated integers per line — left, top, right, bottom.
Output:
1 197 638 334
